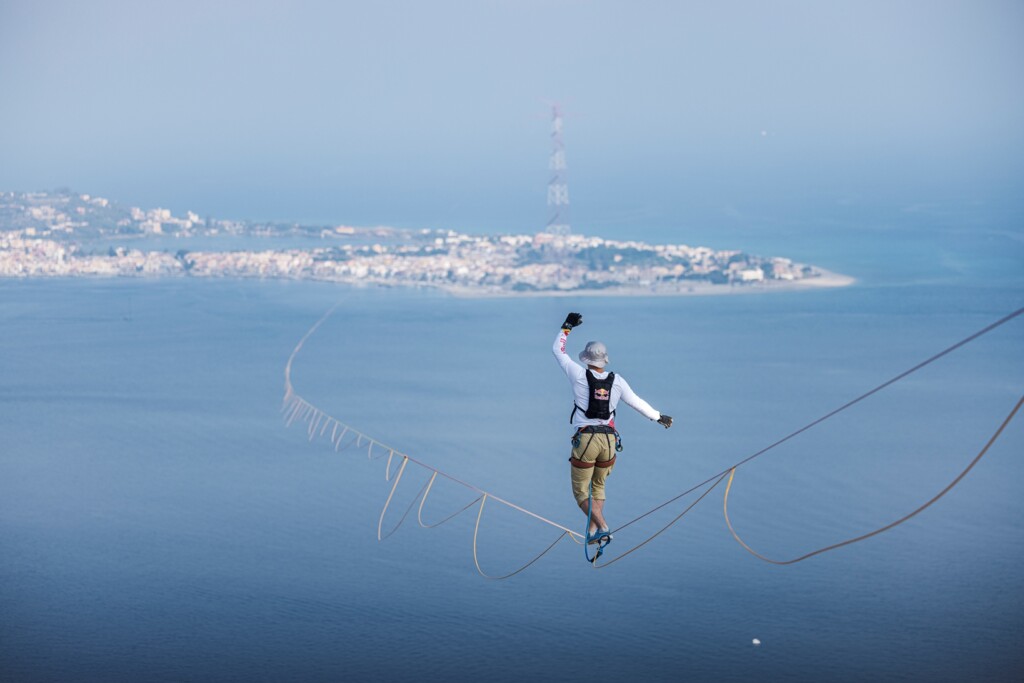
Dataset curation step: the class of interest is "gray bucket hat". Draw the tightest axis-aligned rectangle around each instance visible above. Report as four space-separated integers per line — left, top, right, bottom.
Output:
578 341 609 368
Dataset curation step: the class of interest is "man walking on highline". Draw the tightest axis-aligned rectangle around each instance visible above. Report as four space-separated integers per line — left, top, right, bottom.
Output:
553 312 673 546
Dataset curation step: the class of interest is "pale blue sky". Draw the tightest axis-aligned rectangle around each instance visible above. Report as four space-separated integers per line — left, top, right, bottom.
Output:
2 0 1022 239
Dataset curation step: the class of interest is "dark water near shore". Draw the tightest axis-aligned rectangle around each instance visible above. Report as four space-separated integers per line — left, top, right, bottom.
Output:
1 222 1023 682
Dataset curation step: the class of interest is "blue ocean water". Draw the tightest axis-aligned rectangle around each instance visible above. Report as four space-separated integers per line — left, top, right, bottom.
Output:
1 224 1022 682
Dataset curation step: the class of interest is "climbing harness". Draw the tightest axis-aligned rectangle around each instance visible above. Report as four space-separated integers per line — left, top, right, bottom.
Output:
569 425 622 468
283 304 1024 578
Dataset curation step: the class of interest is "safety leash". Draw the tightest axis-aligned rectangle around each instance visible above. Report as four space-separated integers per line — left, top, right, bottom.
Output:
584 480 612 564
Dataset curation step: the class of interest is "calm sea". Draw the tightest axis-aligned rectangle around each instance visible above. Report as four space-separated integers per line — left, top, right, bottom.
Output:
1 223 1022 682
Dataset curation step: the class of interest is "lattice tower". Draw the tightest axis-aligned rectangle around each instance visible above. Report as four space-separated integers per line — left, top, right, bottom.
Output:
546 104 570 235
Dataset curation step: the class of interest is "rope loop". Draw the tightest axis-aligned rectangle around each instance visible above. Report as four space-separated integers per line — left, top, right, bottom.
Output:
723 393 1024 565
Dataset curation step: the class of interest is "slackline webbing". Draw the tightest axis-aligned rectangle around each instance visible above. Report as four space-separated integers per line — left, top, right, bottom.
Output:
283 305 1023 577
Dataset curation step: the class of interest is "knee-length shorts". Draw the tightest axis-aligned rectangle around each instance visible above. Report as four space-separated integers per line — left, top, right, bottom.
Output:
569 431 618 504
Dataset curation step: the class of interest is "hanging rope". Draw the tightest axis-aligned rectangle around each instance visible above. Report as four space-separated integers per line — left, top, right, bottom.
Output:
723 393 1024 564
283 305 582 578
417 472 484 529
284 304 1023 577
471 495 573 580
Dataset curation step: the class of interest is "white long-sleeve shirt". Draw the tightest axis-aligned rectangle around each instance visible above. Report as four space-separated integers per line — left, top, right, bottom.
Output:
552 329 661 429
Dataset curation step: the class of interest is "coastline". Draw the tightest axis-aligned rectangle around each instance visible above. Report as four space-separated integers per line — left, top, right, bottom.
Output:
440 268 856 298
0 267 856 297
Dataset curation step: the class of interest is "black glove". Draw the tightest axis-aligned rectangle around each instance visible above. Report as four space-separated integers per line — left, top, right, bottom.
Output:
562 312 583 331
657 414 673 429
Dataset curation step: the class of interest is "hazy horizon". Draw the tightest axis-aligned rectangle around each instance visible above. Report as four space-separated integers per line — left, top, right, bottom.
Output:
2 1 1023 241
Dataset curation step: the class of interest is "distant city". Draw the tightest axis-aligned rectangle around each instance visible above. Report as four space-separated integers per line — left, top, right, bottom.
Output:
0 190 850 296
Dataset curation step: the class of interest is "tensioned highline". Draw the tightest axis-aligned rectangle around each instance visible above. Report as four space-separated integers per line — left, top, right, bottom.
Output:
282 305 1023 578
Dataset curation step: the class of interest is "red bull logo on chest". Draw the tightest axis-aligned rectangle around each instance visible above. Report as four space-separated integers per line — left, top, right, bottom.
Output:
593 387 611 401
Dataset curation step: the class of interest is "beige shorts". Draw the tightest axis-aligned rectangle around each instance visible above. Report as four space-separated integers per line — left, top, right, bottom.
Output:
569 431 618 504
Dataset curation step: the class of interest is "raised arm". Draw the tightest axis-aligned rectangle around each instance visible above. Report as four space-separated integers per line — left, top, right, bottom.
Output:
552 312 584 375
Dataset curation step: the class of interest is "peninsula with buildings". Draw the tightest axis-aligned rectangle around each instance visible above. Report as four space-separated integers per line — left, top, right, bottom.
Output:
0 190 852 296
